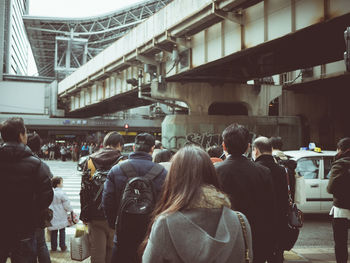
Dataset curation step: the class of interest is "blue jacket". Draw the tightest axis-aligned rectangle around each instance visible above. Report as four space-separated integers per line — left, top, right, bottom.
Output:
102 151 167 228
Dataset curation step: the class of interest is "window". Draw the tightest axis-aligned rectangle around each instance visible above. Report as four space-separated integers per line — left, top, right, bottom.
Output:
323 157 333 179
296 158 319 179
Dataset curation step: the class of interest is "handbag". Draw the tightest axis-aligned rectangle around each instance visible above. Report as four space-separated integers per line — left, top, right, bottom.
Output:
70 225 90 261
68 211 79 227
282 168 303 250
235 212 251 263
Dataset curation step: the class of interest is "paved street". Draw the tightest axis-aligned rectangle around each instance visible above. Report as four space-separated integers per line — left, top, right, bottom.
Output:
10 160 347 263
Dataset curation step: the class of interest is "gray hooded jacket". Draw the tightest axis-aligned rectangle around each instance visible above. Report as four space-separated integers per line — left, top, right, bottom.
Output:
142 206 252 263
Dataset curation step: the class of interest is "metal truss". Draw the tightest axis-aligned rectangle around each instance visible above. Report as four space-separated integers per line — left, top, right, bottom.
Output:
23 0 172 80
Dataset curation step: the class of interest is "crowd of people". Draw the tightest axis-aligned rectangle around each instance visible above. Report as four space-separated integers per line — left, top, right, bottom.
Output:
0 116 349 263
39 141 102 162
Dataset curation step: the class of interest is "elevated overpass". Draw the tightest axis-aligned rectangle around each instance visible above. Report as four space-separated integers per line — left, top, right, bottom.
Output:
58 0 349 114
55 0 350 149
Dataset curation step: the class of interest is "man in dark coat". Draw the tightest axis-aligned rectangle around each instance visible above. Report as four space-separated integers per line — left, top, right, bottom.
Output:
327 137 350 263
253 136 290 262
0 117 53 263
215 124 275 263
80 131 124 263
102 133 167 263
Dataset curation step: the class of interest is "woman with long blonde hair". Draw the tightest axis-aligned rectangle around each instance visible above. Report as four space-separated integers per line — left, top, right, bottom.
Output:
141 145 253 263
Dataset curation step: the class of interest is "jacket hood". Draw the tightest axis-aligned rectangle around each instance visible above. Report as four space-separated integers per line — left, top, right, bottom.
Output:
90 148 121 169
167 207 239 263
167 185 235 263
0 142 33 162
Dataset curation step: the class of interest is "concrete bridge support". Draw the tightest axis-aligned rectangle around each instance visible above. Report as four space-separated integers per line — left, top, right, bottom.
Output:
152 82 282 116
151 82 301 151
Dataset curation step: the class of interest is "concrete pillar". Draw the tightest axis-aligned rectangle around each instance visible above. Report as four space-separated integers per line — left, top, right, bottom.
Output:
151 81 282 116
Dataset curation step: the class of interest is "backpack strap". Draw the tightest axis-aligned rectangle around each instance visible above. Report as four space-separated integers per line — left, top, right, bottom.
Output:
144 163 164 181
88 158 96 179
119 160 138 178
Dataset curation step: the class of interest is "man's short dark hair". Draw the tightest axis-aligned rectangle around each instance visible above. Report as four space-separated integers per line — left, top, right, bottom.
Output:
0 117 26 142
206 145 223 158
337 137 350 152
134 133 155 153
269 136 283 150
253 137 272 154
222 123 250 155
27 132 41 153
103 131 124 148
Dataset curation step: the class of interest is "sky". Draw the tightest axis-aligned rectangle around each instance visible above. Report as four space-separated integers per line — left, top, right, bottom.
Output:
29 0 145 18
27 0 144 75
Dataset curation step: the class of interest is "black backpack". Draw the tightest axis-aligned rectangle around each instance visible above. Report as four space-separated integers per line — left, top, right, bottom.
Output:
80 155 124 221
116 160 164 247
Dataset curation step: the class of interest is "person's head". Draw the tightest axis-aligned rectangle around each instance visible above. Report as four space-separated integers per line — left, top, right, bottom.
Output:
27 132 41 153
154 140 162 149
206 145 223 158
52 176 63 188
252 136 272 160
154 145 222 216
336 137 350 153
269 136 283 151
222 123 250 155
103 131 124 150
0 117 27 144
153 149 173 163
134 133 155 154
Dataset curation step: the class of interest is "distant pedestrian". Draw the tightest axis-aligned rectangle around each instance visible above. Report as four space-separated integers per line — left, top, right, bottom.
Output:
252 137 290 262
327 137 350 263
206 145 224 163
153 148 173 170
152 140 163 161
0 117 53 263
48 177 73 252
60 145 67 161
80 132 124 263
81 142 89 157
102 133 167 263
215 123 275 263
49 142 55 160
141 145 253 263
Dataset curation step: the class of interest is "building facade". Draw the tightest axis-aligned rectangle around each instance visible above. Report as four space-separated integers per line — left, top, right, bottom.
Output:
0 0 30 79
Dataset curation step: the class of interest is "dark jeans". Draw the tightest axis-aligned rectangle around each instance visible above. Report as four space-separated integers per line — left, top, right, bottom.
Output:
33 228 51 263
332 217 350 263
0 236 36 263
50 228 66 251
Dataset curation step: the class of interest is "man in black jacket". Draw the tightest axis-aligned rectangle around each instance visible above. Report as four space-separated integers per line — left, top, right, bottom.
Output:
215 124 275 263
80 131 124 263
0 117 53 263
327 137 350 263
253 136 290 262
103 133 167 263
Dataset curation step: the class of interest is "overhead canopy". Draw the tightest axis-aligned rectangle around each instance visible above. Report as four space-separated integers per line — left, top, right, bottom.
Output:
23 0 172 79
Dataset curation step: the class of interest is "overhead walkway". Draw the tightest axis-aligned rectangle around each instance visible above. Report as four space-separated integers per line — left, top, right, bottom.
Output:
56 0 350 117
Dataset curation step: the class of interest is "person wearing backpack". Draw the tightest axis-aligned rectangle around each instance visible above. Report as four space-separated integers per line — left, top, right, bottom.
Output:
80 131 124 263
141 145 253 263
102 133 167 263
